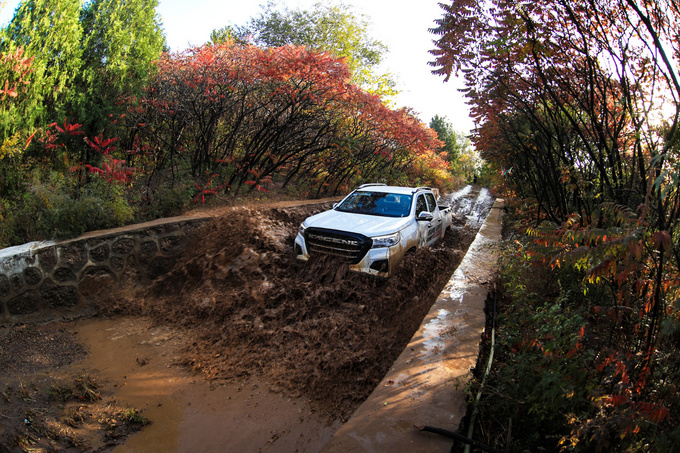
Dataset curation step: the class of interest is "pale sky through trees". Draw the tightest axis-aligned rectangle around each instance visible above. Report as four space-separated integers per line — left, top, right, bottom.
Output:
0 0 473 133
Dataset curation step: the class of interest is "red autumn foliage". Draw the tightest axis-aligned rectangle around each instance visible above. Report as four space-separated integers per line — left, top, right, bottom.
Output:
84 158 134 184
84 134 118 155
193 171 228 204
128 42 445 196
0 46 33 102
430 0 680 447
53 118 84 136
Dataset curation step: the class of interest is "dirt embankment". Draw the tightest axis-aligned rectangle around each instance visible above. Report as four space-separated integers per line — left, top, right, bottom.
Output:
0 202 479 451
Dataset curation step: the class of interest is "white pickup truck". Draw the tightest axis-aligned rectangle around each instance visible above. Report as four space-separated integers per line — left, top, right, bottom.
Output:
294 184 454 277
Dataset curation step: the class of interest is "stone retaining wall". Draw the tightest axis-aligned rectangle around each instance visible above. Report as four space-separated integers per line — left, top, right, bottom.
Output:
0 217 210 327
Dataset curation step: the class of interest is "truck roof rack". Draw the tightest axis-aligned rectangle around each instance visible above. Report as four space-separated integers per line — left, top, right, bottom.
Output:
358 183 387 189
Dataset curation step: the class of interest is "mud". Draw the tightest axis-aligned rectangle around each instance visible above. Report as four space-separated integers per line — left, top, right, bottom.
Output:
0 192 485 451
102 204 478 421
0 324 152 452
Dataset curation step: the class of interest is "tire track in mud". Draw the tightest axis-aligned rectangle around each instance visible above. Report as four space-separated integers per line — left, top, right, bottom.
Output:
102 198 482 421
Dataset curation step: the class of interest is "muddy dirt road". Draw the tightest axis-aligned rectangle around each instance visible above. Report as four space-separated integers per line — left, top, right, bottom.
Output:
0 187 492 452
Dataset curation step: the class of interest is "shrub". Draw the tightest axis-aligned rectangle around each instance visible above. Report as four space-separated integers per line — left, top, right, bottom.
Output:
7 170 134 244
470 226 680 452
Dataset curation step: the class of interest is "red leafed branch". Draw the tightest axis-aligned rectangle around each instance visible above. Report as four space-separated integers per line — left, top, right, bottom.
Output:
53 118 84 136
85 134 118 155
85 158 135 184
0 46 33 102
193 172 228 204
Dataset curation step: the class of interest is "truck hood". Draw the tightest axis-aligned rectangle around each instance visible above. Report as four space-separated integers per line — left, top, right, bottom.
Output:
303 210 411 238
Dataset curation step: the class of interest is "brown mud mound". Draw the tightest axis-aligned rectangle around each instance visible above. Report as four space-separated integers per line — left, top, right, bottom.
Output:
104 204 478 420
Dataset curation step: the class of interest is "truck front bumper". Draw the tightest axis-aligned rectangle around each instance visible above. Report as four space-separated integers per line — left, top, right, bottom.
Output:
294 232 407 278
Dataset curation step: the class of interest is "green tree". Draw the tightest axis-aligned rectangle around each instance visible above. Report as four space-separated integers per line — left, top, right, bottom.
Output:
219 1 396 98
1 0 83 137
430 115 471 169
209 25 248 46
78 0 165 137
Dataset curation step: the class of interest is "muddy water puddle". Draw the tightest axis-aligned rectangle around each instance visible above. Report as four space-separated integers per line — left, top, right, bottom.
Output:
1 191 491 452
69 317 339 452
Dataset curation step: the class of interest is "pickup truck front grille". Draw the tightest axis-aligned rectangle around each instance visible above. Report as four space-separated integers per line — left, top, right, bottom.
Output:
304 228 372 264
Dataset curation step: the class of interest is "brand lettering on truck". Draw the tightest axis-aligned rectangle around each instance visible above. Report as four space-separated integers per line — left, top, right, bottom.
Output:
309 233 359 246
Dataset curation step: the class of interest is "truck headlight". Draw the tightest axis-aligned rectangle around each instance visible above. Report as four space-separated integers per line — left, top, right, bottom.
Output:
298 223 306 234
372 232 400 248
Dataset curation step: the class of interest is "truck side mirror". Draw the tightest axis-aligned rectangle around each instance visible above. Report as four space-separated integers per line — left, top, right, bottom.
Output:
417 212 434 222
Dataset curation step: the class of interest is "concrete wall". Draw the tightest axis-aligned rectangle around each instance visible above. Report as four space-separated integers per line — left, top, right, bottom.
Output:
322 198 505 453
0 217 210 327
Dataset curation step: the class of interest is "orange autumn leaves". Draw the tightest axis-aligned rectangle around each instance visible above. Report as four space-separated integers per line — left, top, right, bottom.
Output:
137 42 445 198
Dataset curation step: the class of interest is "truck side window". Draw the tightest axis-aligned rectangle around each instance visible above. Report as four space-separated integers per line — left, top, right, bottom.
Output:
425 193 437 212
416 194 428 216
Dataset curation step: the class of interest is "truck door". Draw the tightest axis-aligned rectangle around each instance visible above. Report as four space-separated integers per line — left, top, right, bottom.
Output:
415 194 431 247
425 192 443 245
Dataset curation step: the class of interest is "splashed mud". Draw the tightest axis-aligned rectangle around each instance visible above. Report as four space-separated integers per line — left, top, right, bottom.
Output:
0 187 491 451
102 202 480 421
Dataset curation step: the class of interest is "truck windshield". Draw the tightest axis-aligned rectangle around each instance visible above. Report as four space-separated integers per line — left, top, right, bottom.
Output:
335 191 413 217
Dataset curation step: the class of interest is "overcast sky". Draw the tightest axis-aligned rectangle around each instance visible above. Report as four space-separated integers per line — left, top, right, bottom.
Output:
0 0 473 133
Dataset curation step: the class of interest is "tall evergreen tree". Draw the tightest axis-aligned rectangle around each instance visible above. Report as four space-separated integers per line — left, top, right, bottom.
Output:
1 0 83 137
78 0 166 137
78 0 165 135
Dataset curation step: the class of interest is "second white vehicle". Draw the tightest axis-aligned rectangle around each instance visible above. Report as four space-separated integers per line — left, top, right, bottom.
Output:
294 184 453 277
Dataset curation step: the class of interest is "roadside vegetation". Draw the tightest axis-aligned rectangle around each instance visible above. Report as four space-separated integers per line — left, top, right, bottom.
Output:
0 0 474 249
430 0 680 450
10 0 678 450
